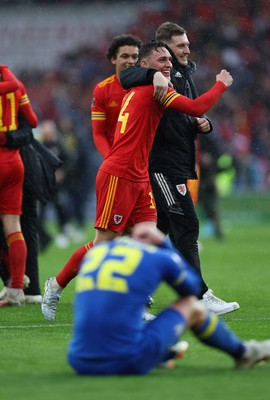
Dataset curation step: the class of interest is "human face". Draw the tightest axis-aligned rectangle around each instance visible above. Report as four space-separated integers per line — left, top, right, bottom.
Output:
167 34 190 66
140 47 172 79
111 45 139 77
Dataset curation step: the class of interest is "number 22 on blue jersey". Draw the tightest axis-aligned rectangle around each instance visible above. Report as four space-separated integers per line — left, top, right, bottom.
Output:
76 244 143 294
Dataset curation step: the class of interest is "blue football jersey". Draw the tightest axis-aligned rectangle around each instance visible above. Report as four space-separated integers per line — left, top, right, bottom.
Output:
69 237 201 360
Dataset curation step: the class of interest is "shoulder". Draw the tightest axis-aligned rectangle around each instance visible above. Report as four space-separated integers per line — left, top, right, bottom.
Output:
95 74 117 89
93 75 121 101
124 85 156 107
131 84 154 95
17 79 26 93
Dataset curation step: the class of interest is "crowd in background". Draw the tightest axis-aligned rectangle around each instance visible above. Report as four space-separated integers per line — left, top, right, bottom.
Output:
10 0 270 231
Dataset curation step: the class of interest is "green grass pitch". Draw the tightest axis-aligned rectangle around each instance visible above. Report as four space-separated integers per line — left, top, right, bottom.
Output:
0 194 270 400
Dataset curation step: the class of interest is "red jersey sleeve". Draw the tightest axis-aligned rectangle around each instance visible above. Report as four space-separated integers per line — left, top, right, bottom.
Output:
163 81 227 116
92 123 110 158
0 66 19 95
91 84 111 158
18 81 38 128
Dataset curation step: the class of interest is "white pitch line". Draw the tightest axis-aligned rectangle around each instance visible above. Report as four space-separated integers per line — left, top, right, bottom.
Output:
0 317 270 330
225 317 270 321
0 323 72 329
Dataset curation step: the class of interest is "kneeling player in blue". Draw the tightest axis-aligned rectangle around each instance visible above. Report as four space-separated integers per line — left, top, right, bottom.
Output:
68 225 270 375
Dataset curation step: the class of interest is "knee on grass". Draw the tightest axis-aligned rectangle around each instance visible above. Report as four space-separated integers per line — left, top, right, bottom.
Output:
170 295 207 328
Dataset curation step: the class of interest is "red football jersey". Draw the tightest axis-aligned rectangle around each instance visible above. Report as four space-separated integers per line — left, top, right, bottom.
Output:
100 81 227 181
0 79 38 163
91 74 125 158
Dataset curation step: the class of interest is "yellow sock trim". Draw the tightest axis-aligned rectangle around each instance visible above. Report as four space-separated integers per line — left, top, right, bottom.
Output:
197 314 218 340
6 231 24 245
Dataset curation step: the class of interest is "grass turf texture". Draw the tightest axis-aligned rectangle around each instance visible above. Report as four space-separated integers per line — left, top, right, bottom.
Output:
0 194 270 400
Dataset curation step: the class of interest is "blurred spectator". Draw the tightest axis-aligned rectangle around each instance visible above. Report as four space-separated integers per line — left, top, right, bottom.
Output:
198 134 225 240
57 116 88 242
37 120 73 249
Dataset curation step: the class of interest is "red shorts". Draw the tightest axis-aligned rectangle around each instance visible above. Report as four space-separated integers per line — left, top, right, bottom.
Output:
95 170 157 232
0 159 24 215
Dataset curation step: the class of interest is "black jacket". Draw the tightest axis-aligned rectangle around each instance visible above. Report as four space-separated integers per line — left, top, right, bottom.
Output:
20 138 62 203
120 50 213 179
5 118 62 203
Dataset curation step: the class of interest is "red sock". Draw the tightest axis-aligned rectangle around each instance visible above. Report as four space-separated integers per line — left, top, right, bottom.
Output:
56 241 94 288
6 231 27 289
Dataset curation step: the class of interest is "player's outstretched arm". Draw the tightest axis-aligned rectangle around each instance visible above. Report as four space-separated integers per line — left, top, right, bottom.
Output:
166 70 233 116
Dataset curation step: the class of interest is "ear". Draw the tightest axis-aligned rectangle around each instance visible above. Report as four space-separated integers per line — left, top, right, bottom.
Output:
111 57 117 66
140 60 147 67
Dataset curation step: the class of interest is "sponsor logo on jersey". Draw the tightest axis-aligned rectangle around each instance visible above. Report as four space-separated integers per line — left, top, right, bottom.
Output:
109 100 118 107
176 183 187 196
114 214 123 224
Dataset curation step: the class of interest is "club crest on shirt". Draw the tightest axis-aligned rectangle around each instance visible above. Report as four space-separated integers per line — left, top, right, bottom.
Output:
176 183 187 196
114 214 123 225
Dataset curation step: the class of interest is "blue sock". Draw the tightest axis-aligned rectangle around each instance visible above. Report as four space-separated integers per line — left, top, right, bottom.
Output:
193 313 245 359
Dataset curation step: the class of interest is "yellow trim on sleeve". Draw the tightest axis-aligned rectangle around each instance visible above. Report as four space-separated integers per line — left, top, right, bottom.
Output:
163 91 181 108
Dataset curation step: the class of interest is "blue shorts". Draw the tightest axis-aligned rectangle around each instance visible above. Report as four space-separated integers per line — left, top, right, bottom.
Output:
68 308 186 375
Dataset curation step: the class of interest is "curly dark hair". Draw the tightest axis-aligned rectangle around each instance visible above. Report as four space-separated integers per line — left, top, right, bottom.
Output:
106 34 142 61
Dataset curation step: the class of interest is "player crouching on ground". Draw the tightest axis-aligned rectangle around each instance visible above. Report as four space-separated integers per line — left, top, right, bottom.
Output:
67 225 270 375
